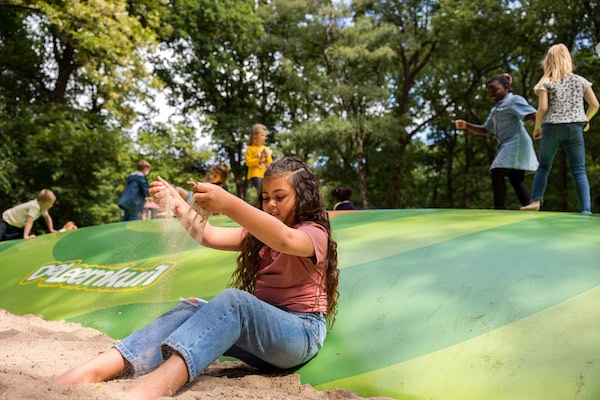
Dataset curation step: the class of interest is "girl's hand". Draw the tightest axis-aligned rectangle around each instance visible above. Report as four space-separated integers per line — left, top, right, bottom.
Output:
258 152 267 164
191 183 231 214
455 119 467 130
533 127 543 140
584 123 590 133
149 177 185 212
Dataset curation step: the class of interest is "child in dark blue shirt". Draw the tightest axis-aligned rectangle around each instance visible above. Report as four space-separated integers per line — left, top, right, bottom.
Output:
118 160 151 221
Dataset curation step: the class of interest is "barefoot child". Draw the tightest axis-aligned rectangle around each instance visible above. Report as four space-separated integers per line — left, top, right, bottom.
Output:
56 157 339 400
520 44 599 213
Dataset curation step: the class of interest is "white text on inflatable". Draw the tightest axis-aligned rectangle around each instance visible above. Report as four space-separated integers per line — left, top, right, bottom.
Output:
21 260 175 292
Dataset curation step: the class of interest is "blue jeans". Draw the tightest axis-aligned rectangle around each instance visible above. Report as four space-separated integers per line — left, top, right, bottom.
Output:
0 215 24 241
120 206 141 221
114 288 326 383
531 123 591 213
250 177 262 191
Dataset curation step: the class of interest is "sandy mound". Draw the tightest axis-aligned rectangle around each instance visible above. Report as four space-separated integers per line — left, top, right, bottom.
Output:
0 309 390 399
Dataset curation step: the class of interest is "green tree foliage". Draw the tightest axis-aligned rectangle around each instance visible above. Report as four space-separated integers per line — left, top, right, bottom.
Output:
0 1 168 229
2 0 600 225
423 0 535 209
279 2 395 208
157 0 274 198
351 0 445 207
0 104 129 226
2 0 165 122
135 121 214 185
422 0 600 211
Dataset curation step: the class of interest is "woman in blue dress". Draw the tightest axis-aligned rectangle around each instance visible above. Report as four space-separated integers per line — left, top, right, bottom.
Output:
455 73 538 209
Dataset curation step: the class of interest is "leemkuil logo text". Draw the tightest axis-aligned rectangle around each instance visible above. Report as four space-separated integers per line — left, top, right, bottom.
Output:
20 260 175 292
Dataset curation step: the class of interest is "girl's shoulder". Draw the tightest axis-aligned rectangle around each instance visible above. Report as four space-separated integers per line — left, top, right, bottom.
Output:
506 93 527 103
571 74 593 87
555 73 589 84
545 74 593 92
296 220 324 229
503 93 532 110
296 221 328 235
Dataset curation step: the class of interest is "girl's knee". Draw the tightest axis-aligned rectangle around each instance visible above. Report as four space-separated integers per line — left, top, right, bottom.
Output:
569 164 588 176
207 289 256 323
213 288 252 306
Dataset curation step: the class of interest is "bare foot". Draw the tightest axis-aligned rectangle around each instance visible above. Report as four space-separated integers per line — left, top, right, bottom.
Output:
125 354 189 399
520 200 540 211
55 364 98 384
55 348 126 384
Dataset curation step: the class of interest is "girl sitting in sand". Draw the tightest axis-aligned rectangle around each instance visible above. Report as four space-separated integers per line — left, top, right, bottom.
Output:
56 157 339 400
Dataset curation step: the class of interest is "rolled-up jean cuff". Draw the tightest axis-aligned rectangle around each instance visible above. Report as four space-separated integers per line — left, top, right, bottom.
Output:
113 343 143 378
161 338 198 383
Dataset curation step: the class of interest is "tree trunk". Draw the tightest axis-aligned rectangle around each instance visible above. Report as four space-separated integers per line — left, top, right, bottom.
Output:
388 131 410 208
355 127 370 209
227 146 248 201
50 40 79 103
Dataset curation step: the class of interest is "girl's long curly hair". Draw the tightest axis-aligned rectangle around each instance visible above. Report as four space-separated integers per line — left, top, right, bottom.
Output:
230 157 340 328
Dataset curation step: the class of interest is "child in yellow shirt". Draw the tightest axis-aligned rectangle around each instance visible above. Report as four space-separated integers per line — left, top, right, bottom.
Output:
245 124 272 195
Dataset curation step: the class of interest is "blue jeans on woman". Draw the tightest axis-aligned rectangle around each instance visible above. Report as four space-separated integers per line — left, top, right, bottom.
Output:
530 122 591 213
114 288 326 383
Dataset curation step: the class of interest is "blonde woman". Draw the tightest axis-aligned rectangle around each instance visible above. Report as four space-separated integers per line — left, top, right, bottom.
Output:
521 44 599 213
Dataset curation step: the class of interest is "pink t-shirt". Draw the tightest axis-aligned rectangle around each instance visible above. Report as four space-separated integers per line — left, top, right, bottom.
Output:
252 222 329 314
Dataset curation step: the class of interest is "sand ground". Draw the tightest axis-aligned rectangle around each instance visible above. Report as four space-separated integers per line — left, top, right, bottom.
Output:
0 309 391 399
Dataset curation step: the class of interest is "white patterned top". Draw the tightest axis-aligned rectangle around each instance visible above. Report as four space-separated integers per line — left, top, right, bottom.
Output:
537 73 592 124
